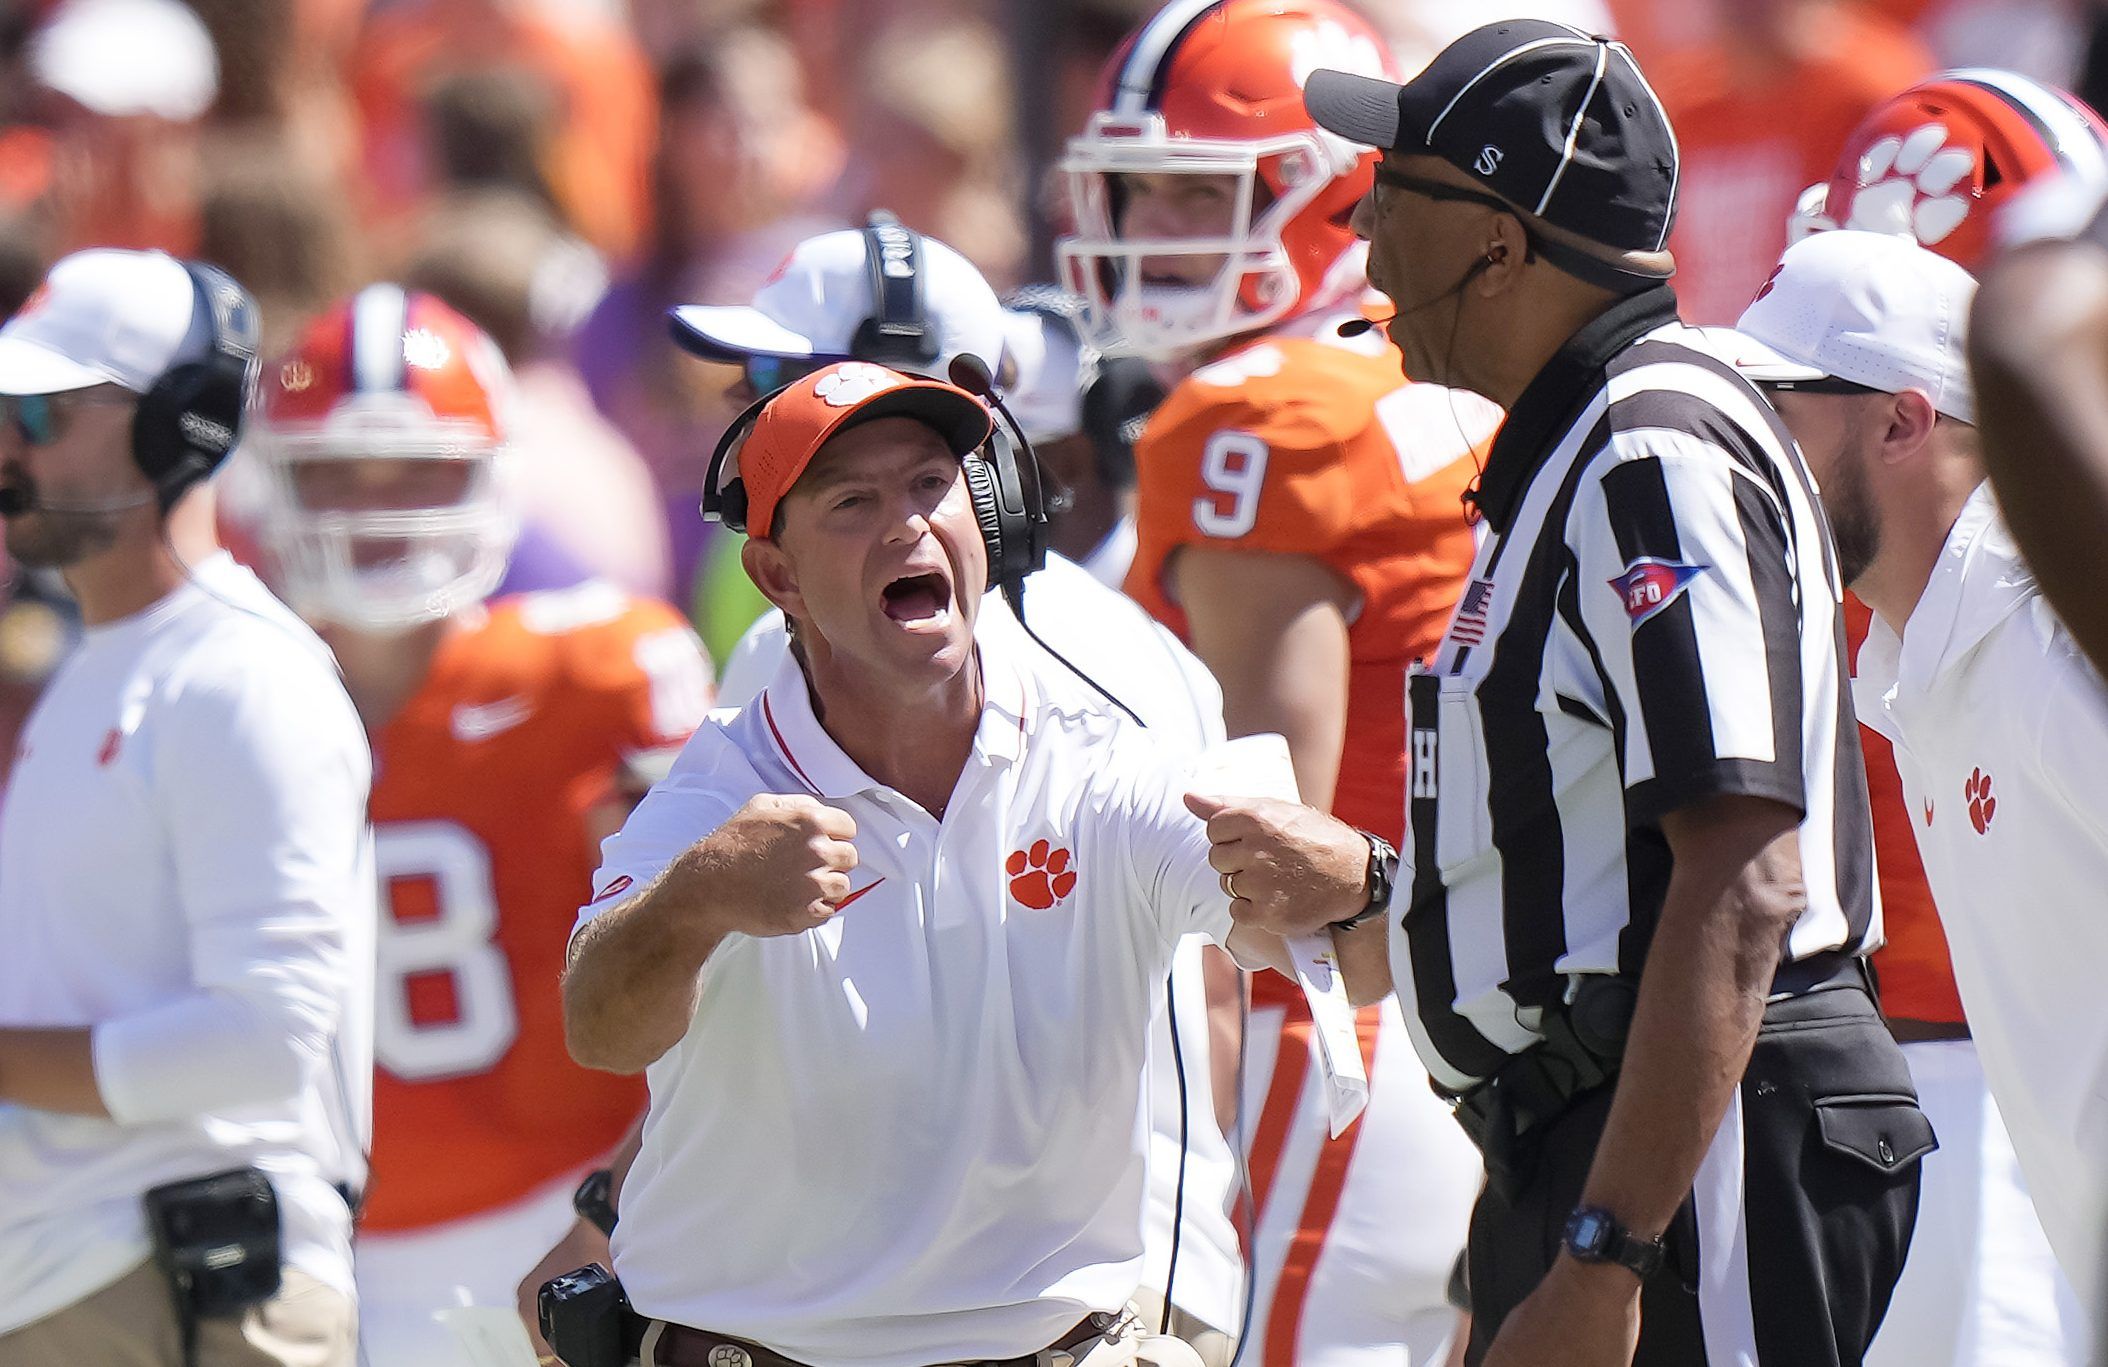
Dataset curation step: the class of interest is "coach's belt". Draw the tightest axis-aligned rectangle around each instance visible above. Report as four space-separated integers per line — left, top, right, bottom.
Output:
646 1312 1124 1367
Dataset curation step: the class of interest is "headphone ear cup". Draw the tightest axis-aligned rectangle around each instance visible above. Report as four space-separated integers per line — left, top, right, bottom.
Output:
702 388 781 534
132 363 215 509
963 453 1007 591
133 263 258 511
985 426 1049 581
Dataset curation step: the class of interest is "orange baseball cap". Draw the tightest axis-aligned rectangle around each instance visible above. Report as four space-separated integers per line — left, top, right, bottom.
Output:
732 361 995 537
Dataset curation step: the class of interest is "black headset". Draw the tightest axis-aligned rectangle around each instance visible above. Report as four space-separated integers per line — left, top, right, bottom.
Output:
131 261 261 512
701 363 1049 608
699 212 1049 608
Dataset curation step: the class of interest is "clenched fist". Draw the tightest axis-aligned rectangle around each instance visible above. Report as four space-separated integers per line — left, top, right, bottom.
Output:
682 793 861 939
1184 793 1370 937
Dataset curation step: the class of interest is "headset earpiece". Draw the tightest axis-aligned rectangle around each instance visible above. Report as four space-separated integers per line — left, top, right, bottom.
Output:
132 262 259 512
962 454 1005 593
944 356 1048 608
968 420 1048 597
701 387 782 534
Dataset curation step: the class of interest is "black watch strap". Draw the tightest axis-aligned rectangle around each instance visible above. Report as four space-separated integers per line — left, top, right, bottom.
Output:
1562 1206 1665 1280
573 1167 617 1236
1328 831 1397 931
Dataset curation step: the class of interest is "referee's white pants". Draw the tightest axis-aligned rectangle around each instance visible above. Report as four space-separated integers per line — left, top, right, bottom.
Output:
1866 1039 2089 1367
354 1173 583 1367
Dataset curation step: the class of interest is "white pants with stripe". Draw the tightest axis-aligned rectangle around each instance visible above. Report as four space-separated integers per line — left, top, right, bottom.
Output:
1866 1039 2089 1367
1240 991 1479 1365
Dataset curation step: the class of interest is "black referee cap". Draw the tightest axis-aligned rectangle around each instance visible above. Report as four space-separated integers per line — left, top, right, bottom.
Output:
1304 20 1679 256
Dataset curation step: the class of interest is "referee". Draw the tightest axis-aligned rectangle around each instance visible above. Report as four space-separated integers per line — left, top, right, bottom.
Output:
1296 22 1931 1365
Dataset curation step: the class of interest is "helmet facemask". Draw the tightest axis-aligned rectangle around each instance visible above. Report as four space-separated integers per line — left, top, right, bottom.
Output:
1060 111 1355 359
257 398 516 633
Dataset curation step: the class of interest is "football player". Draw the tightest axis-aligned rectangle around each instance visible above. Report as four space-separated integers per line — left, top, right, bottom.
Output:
1775 70 2108 1367
1061 2 1494 1362
248 286 714 1366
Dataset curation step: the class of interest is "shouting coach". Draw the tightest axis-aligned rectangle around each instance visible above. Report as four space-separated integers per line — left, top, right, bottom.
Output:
557 362 1381 1367
1297 21 1932 1366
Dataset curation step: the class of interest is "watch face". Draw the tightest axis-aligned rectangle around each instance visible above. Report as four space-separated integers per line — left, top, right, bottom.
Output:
1570 1211 1611 1254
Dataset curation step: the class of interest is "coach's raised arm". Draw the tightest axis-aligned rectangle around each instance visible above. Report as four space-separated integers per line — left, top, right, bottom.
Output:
550 362 1385 1367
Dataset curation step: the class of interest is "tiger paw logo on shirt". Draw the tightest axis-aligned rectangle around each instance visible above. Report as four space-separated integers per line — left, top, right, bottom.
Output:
1007 840 1076 909
1965 767 1996 835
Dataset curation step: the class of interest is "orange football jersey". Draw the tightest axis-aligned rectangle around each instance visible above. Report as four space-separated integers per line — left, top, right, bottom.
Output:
360 583 713 1232
1848 594 1966 1025
1127 318 1491 847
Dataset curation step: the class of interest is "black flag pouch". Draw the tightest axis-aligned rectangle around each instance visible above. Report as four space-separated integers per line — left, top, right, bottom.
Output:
143 1166 283 1356
540 1263 644 1367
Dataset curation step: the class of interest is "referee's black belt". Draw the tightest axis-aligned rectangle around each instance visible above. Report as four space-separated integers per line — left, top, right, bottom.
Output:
1450 949 1870 1154
644 1312 1124 1367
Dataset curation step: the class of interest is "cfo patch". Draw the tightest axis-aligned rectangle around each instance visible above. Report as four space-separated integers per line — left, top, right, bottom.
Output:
1609 558 1708 628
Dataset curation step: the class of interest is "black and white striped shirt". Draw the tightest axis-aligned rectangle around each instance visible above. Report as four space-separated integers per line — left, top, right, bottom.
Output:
1392 286 1877 1094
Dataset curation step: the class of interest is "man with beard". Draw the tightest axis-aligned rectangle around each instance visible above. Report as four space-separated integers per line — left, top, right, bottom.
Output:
0 249 374 1365
1737 227 2108 1326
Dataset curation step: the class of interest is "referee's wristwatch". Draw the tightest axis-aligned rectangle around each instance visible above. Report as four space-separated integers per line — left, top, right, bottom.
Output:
1327 831 1398 931
1561 1207 1665 1280
572 1167 618 1236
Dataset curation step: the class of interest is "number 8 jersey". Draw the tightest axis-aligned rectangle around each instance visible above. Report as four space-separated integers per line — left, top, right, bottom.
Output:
1126 316 1495 844
359 582 712 1233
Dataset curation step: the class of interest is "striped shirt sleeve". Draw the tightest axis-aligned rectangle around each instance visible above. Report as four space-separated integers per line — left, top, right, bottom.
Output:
1570 432 1808 825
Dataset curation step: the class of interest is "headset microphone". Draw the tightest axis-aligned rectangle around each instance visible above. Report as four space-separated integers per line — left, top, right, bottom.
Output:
945 351 998 401
1341 247 1504 339
0 486 157 517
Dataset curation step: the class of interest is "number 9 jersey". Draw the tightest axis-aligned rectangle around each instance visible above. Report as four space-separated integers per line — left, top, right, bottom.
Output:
1126 316 1497 844
359 581 713 1233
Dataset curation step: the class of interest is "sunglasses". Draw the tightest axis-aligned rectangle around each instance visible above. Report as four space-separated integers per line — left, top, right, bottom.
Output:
744 353 855 394
1373 166 1525 216
2 391 134 447
1755 377 1882 398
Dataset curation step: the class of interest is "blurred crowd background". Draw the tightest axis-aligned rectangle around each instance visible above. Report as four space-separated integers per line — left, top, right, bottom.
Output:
0 0 2103 774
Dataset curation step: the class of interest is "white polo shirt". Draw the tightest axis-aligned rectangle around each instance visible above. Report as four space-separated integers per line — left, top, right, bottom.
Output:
575 633 1233 1367
0 554 374 1333
1854 485 2108 1310
707 550 1244 1333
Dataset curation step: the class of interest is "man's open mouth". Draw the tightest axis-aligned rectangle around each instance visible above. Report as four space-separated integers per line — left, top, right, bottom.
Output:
880 571 951 624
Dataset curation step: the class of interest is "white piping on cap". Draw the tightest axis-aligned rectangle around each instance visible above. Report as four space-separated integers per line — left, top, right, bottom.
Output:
1536 39 1609 214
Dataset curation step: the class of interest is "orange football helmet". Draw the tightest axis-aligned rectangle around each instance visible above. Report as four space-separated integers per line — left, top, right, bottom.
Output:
1058 0 1394 359
252 285 516 631
1802 70 2108 270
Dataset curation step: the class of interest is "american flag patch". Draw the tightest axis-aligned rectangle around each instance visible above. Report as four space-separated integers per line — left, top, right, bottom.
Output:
1450 578 1495 647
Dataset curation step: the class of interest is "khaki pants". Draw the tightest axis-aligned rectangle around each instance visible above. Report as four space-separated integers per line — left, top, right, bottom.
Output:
0 1258 355 1367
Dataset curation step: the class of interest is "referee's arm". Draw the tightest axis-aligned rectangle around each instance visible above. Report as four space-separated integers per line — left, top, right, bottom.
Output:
1582 794 1800 1226
1488 447 1813 1362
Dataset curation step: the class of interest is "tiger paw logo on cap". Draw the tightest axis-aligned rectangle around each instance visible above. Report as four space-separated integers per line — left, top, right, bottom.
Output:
815 362 903 408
